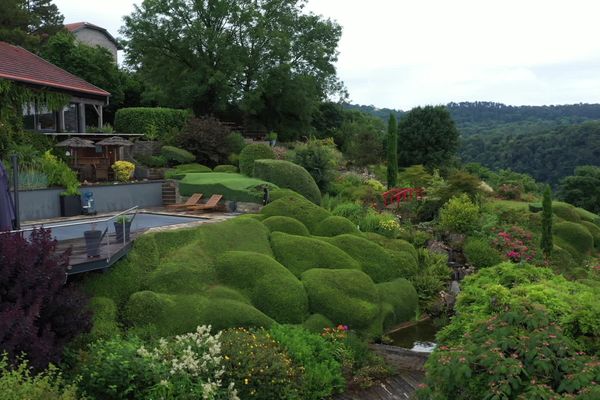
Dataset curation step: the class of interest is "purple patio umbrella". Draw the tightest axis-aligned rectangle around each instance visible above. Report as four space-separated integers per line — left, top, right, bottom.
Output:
0 160 15 231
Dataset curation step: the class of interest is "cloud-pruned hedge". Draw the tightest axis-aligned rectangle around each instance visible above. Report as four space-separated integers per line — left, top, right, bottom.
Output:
253 159 322 204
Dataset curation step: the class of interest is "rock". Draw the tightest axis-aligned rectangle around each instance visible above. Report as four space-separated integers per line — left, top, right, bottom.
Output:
427 240 450 256
450 280 461 296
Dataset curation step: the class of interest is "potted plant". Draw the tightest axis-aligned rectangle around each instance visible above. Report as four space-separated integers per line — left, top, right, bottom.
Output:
84 223 105 258
60 184 81 217
114 215 133 243
267 131 278 147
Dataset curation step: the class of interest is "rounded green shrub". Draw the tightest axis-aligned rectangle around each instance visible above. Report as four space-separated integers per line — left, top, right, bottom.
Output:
214 251 308 323
237 213 267 221
198 298 275 332
161 145 195 165
147 264 213 294
205 285 250 304
261 196 331 233
269 188 307 202
553 221 594 258
253 159 322 204
582 221 600 248
270 231 360 277
439 194 480 233
377 278 418 329
464 237 503 268
263 216 310 236
386 250 419 279
363 233 418 261
114 107 190 135
301 269 381 336
165 163 212 179
239 143 275 176
213 164 238 173
303 314 334 333
332 202 365 225
314 216 359 237
552 201 581 222
88 297 120 340
575 207 600 226
322 234 400 283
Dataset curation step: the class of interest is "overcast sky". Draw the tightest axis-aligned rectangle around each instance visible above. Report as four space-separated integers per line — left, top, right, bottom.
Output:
53 0 600 109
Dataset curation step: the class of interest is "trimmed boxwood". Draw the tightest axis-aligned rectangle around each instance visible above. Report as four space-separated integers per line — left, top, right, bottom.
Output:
553 221 594 258
161 145 195 165
214 251 309 323
114 107 190 135
581 221 600 248
386 250 419 279
269 188 307 202
253 159 322 204
263 216 310 236
165 163 212 179
261 196 331 233
377 278 418 329
301 268 381 335
322 234 401 283
213 164 238 173
239 144 275 176
363 232 418 261
464 237 503 268
314 216 359 237
303 314 334 333
270 231 361 277
575 207 600 226
88 297 120 340
552 202 581 223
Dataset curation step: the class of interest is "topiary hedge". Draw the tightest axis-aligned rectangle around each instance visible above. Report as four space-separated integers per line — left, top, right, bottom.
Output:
303 314 334 333
213 164 238 173
322 234 401 283
553 221 594 259
574 207 600 226
463 237 503 269
552 202 581 223
362 233 418 261
261 196 331 233
214 251 308 323
269 188 307 202
262 216 310 236
313 216 359 237
239 144 275 176
270 232 360 277
581 221 600 248
114 107 190 135
87 297 120 340
301 269 381 336
253 159 322 204
179 172 278 203
164 163 212 179
377 278 418 330
161 145 195 165
386 250 419 279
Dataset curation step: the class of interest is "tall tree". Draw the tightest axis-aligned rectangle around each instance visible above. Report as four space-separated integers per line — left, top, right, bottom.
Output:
397 106 459 170
121 0 342 138
559 165 600 214
0 0 64 50
387 114 398 189
541 185 553 258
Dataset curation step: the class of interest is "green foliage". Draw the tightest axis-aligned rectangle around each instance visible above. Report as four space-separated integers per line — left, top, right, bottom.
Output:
301 269 381 337
114 107 190 136
269 188 307 202
213 164 238 173
463 237 502 268
410 250 452 311
221 328 300 400
553 201 581 222
179 172 277 202
239 144 275 176
40 151 79 195
386 114 398 188
439 194 480 234
303 314 334 333
362 233 418 260
253 159 322 204
397 165 433 188
270 232 360 277
160 145 195 165
87 297 120 341
581 221 600 248
261 196 331 232
214 251 309 323
263 216 310 236
164 163 212 179
1 358 77 400
314 216 359 237
331 202 366 225
553 221 594 259
0 0 64 50
175 116 238 166
377 279 418 329
398 105 459 169
541 186 554 256
270 325 345 399
289 138 341 192
322 234 401 283
343 118 385 167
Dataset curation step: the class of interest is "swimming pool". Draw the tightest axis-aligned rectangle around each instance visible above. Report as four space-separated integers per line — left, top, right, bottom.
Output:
26 212 206 241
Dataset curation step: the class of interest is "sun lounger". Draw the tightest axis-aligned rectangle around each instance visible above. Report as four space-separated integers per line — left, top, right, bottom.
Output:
166 193 203 209
188 194 223 212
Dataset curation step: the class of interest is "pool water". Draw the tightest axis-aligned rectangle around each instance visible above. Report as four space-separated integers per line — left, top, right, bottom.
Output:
388 319 438 353
27 212 205 241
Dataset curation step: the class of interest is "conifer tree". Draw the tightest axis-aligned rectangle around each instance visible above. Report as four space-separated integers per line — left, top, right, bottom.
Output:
541 185 553 257
387 114 398 189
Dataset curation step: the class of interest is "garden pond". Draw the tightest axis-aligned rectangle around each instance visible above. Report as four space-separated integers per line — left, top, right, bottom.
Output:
388 318 438 353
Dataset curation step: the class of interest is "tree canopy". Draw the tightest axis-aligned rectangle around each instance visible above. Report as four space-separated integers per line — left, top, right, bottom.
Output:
559 166 600 214
0 0 64 50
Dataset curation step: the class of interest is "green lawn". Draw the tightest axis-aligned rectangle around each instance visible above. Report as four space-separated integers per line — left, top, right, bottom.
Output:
179 172 278 203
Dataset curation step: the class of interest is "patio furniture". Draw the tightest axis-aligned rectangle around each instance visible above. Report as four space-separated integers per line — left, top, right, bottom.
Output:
188 194 223 212
166 193 204 209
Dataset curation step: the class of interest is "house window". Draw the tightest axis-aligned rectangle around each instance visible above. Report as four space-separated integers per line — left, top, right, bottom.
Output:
64 103 78 132
21 102 57 132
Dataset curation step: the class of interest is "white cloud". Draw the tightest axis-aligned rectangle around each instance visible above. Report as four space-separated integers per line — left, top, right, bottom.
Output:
53 0 600 109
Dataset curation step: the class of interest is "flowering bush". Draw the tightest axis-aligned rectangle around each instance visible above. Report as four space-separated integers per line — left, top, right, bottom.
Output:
220 328 300 400
111 161 135 182
491 225 537 263
321 325 349 342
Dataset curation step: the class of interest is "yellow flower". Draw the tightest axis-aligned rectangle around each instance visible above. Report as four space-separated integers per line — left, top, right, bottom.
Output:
244 378 249 385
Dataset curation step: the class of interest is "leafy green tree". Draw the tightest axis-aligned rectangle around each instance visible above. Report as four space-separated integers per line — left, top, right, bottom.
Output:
398 106 459 169
122 0 342 136
386 114 398 189
541 185 553 257
559 165 600 214
0 0 64 49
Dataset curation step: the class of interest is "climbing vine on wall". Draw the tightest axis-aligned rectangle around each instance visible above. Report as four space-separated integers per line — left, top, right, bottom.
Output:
0 79 69 158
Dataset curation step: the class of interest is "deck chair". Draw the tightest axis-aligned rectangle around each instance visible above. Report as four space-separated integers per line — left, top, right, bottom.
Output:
188 194 223 212
166 193 204 209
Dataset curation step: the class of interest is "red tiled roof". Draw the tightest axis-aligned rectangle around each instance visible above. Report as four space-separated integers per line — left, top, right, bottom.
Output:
65 21 122 49
0 41 110 98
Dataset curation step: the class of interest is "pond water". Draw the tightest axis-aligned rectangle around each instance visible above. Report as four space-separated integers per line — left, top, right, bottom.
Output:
388 318 438 353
